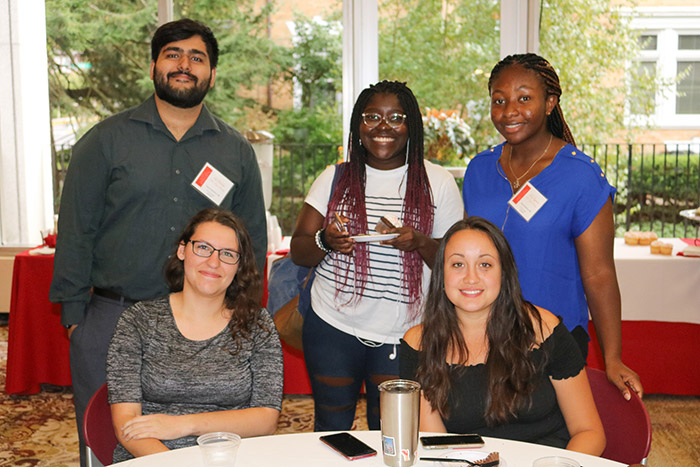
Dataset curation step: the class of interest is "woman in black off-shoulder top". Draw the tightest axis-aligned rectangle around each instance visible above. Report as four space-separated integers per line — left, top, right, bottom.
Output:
399 217 605 456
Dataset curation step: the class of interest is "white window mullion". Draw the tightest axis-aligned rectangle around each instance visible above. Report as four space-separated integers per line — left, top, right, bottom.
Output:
342 0 378 159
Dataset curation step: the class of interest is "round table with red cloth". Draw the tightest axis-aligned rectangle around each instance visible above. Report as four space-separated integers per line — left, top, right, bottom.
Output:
5 248 71 394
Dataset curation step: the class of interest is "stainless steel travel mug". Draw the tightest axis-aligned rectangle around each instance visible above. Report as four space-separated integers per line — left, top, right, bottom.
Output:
379 379 421 467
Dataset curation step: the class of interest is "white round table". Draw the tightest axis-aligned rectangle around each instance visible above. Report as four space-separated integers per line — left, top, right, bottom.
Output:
111 431 625 466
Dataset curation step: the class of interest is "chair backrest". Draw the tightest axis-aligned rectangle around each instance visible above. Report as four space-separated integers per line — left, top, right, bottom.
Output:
586 367 652 465
83 383 118 466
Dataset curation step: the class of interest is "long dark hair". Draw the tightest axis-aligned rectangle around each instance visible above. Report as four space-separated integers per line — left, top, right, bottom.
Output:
327 80 434 318
488 53 577 147
164 207 264 349
416 217 544 424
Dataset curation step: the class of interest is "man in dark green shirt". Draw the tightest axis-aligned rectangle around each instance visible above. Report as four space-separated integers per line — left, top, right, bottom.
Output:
49 19 267 466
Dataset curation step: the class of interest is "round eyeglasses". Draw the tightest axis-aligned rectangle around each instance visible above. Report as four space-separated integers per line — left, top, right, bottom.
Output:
188 240 241 265
361 112 407 129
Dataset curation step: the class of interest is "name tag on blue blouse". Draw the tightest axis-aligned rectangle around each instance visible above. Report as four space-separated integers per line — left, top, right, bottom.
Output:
192 162 234 205
508 181 547 222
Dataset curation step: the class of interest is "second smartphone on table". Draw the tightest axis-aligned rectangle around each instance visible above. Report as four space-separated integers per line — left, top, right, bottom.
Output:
420 434 485 449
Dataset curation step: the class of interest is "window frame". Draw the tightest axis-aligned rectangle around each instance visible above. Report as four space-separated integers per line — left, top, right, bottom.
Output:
630 7 700 129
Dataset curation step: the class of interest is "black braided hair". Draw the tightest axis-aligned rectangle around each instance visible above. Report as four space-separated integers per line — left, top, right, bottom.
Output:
488 53 577 147
327 80 434 319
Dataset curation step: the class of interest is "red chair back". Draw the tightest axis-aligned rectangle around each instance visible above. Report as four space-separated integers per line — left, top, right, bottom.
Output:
83 383 118 466
586 367 652 464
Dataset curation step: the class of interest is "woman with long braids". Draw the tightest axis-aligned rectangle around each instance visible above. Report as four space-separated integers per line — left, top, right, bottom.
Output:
400 217 605 455
462 53 642 399
291 80 463 430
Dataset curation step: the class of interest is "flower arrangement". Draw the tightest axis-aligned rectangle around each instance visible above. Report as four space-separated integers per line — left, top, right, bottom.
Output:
422 108 474 165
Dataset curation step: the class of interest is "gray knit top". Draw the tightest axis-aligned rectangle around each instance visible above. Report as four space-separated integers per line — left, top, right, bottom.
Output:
106 296 283 462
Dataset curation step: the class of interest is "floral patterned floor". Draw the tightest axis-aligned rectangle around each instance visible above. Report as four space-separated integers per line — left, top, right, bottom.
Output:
0 323 80 466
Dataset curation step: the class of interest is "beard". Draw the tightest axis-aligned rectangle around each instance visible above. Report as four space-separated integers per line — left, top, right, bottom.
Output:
153 68 212 109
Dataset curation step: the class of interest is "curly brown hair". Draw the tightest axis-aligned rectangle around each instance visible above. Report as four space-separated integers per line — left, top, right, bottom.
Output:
164 207 265 352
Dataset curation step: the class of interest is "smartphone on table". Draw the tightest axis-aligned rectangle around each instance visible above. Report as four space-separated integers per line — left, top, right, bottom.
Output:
320 432 378 460
420 434 485 449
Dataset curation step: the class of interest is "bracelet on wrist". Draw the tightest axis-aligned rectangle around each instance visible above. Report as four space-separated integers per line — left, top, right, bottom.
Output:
315 229 332 253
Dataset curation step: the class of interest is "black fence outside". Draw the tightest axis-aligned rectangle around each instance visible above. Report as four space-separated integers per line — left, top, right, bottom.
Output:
270 142 700 237
52 142 700 238
578 143 699 238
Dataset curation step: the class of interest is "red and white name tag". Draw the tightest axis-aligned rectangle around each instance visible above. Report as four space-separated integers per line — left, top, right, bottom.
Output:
192 162 234 205
508 181 547 222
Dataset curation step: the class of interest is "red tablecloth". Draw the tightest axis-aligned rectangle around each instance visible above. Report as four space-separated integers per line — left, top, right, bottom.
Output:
5 249 71 394
587 321 700 396
279 342 311 394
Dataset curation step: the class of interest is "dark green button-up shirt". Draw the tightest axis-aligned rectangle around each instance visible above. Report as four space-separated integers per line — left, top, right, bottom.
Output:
49 95 267 325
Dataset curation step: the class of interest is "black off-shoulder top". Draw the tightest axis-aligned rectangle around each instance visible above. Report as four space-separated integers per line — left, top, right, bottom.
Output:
399 321 585 448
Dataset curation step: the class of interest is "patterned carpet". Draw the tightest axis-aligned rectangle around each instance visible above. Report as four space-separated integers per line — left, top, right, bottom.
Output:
0 322 697 466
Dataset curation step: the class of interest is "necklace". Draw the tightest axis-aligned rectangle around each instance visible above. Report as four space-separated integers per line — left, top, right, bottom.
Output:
507 134 553 190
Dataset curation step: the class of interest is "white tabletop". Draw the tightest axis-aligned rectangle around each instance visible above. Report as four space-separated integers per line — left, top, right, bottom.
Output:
112 431 625 466
613 238 700 324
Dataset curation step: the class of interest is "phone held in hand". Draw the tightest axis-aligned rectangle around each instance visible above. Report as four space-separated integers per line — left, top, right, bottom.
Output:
420 434 485 449
320 432 378 460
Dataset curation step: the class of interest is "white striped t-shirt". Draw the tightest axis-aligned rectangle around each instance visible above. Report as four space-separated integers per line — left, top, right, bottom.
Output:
304 161 463 343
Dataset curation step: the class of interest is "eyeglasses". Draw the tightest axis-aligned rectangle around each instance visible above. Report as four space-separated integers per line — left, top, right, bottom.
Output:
361 112 407 129
188 240 241 265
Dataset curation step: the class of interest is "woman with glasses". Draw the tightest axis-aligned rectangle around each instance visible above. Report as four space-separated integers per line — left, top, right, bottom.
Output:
290 80 463 431
106 207 282 462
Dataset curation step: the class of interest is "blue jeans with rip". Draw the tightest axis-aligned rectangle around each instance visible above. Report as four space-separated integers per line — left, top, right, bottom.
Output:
302 307 399 431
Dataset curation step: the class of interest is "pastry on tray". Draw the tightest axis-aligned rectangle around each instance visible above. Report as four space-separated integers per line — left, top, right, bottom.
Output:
375 215 402 234
659 242 673 256
624 230 657 246
650 240 673 255
638 231 658 246
624 231 640 245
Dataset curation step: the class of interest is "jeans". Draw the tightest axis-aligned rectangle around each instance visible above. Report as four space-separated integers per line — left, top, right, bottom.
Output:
302 307 399 431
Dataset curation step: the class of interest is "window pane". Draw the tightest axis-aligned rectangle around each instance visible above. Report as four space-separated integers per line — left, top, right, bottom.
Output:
377 0 499 164
677 62 700 114
639 34 657 51
678 35 700 50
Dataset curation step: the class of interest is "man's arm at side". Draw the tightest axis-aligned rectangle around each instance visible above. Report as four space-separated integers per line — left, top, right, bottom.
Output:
49 127 109 326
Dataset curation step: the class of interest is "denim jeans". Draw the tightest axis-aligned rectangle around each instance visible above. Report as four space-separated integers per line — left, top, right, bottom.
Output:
302 307 399 431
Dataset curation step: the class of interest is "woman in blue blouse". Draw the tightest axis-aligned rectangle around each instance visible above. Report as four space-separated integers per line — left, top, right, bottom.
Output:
462 53 642 399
